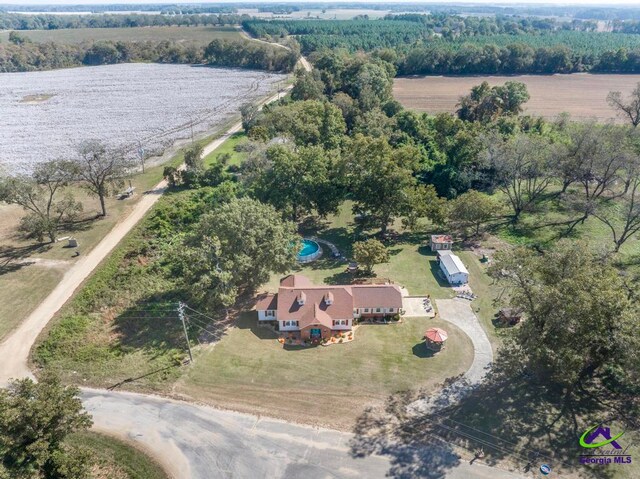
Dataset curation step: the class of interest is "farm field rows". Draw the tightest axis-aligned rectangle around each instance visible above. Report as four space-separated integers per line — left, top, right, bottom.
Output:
0 63 285 170
0 25 241 44
393 73 640 121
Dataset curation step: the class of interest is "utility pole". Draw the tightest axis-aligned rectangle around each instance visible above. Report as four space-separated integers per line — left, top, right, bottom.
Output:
178 302 193 364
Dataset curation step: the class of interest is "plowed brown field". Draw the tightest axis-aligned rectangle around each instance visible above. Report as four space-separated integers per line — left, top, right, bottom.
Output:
393 73 640 122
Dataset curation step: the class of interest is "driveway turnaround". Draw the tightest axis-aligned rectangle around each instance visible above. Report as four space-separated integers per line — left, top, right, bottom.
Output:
83 388 523 479
402 296 436 318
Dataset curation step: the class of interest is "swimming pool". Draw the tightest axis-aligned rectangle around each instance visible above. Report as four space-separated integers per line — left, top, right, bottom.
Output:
297 239 322 263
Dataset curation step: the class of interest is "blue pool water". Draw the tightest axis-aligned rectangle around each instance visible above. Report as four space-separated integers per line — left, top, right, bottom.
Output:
298 239 320 258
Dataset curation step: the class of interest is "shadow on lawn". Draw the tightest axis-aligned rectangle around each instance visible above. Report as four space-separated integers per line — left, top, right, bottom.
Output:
428 260 451 288
350 358 625 479
411 342 436 359
0 243 52 275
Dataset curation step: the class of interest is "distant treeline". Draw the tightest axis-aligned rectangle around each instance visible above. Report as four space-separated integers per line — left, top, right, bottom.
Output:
394 43 640 75
0 13 248 30
244 16 640 74
0 38 299 73
4 3 640 21
243 15 597 45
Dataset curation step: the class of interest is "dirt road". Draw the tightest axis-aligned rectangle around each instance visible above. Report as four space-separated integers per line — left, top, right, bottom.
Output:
0 81 296 387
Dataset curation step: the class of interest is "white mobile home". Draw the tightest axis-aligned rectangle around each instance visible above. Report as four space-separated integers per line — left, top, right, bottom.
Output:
438 251 469 285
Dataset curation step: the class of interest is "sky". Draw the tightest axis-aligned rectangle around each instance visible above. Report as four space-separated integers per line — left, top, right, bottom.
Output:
6 0 640 7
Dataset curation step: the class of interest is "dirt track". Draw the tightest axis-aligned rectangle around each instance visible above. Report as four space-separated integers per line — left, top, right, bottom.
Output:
394 73 640 122
0 84 294 386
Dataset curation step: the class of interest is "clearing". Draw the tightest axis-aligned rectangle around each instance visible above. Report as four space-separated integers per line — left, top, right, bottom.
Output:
393 73 640 122
0 25 241 45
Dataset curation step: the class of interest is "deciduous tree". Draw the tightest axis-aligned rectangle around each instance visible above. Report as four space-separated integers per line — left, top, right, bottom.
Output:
73 141 133 217
0 373 93 479
353 239 389 275
0 160 82 243
178 198 299 306
490 242 640 398
485 133 554 222
448 189 499 236
607 82 640 127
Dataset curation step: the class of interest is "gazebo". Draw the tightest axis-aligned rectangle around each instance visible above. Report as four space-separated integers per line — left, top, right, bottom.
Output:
424 327 448 351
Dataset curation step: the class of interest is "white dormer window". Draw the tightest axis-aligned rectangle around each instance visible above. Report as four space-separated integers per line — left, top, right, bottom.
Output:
324 292 334 305
297 291 306 306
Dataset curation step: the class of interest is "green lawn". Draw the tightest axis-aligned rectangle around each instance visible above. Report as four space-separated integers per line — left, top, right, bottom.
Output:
178 312 473 427
66 431 168 479
203 132 249 168
0 26 241 45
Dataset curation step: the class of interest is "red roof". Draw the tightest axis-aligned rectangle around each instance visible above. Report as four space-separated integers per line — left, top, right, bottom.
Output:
424 328 448 343
264 275 403 321
299 303 334 329
255 293 277 310
280 274 313 288
431 234 453 244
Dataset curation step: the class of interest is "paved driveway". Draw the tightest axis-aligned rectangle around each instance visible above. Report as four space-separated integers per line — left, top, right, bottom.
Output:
83 389 522 479
435 299 493 384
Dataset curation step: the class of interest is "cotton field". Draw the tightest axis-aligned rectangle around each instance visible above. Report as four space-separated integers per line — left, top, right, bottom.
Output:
0 63 286 172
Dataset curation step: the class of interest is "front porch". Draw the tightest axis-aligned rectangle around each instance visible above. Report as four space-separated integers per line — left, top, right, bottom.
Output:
278 329 354 347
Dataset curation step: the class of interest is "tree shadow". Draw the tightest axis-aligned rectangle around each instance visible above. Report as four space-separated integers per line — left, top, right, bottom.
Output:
350 394 462 479
112 294 186 353
350 356 625 478
412 342 436 358
0 243 52 275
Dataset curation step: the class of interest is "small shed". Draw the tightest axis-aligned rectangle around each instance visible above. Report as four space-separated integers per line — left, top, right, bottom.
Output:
424 327 448 351
437 251 469 285
430 234 453 252
497 308 524 326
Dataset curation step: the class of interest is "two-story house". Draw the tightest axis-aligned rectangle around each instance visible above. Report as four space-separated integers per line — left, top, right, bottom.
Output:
255 274 403 341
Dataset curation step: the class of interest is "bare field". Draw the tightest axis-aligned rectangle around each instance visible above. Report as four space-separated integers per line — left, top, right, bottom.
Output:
393 73 640 122
0 25 241 45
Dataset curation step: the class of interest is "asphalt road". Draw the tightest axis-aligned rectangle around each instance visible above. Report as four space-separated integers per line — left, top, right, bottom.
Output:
83 388 525 479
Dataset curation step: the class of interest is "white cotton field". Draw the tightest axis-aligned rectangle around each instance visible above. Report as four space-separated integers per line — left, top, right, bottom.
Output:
0 63 286 173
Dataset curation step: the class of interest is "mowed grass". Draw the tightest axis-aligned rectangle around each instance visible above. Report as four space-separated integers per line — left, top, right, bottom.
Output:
203 131 249 167
66 431 169 479
263 202 504 350
393 73 640 122
178 313 473 428
0 25 241 45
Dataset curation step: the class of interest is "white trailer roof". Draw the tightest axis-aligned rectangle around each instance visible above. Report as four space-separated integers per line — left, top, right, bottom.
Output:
440 253 469 276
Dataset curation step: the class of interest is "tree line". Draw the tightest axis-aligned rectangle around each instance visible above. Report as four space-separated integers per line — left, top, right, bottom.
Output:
244 15 640 74
0 36 299 72
0 12 248 30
